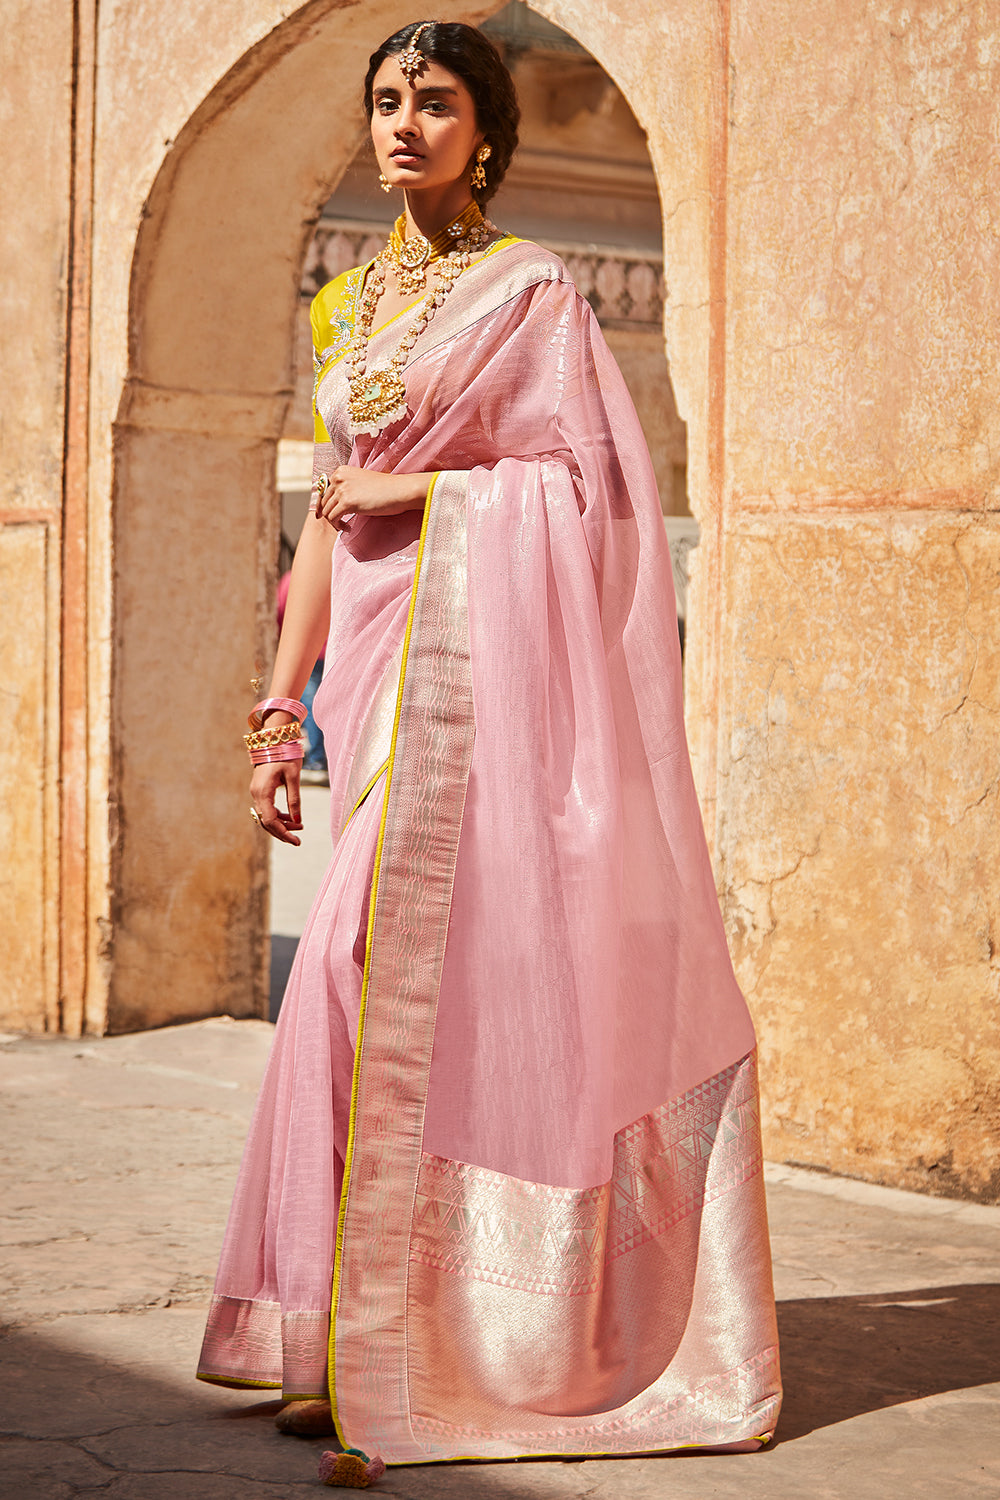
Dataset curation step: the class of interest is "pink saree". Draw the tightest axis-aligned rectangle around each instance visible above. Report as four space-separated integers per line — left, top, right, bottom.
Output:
198 240 782 1461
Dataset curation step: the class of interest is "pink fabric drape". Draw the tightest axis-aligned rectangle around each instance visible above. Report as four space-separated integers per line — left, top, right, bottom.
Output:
198 242 781 1459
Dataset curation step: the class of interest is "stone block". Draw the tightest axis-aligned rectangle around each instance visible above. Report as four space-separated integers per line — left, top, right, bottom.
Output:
0 0 73 513
719 511 1000 1199
108 427 273 1032
0 525 48 1029
727 0 1000 505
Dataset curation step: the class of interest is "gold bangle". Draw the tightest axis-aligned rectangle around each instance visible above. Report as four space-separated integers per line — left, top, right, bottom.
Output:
244 720 304 751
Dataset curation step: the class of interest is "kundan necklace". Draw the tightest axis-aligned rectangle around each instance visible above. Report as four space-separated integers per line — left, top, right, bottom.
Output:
345 203 495 437
385 200 485 295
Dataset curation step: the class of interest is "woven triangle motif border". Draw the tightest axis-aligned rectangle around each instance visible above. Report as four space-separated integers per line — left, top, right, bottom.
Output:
409 1051 762 1296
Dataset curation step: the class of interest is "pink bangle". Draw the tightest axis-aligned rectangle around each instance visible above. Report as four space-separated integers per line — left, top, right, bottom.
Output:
250 741 304 766
249 697 309 731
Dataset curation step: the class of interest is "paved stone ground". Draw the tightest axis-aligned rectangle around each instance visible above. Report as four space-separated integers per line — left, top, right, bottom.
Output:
2 789 998 1498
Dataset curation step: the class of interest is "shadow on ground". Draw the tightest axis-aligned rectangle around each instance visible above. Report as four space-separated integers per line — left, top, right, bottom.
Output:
2 1283 998 1496
0 1316 326 1497
774 1282 1000 1441
269 936 298 1022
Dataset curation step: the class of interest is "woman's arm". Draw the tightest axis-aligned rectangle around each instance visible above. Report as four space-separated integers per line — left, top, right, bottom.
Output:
251 513 336 845
267 512 337 711
252 469 433 842
316 467 435 529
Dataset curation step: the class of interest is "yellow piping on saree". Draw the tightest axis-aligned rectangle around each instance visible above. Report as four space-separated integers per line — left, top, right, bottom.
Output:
327 470 440 1446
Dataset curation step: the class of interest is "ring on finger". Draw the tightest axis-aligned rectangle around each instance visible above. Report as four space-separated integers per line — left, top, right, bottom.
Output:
250 807 263 826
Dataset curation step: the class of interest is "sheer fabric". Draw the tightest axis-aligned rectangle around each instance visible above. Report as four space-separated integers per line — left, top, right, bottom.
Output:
198 241 781 1460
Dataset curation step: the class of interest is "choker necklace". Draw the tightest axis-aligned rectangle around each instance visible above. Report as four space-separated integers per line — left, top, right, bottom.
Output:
385 201 486 295
345 207 495 437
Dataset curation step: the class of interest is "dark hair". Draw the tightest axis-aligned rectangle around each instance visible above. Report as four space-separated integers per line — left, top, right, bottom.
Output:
364 20 520 204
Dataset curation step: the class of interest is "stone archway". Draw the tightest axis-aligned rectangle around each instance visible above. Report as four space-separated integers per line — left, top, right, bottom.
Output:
110 0 725 1031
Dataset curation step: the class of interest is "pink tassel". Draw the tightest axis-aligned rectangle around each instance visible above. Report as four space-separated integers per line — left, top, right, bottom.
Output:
318 1449 386 1488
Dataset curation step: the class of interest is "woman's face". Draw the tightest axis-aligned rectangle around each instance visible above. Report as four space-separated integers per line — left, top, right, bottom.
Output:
370 55 483 195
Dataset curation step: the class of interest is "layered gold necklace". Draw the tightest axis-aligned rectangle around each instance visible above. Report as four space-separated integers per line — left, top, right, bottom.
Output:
384 200 485 295
345 203 495 438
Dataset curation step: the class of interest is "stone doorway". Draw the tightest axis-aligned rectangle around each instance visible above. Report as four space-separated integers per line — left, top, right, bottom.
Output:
109 0 723 1033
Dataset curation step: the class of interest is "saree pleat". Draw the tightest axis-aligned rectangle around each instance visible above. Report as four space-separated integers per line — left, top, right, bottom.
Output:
198 777 382 1396
198 240 781 1458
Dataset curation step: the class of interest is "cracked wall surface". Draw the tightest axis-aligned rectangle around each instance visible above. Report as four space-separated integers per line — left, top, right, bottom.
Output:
717 514 1000 1198
690 0 1000 1200
725 0 1000 507
0 0 73 1032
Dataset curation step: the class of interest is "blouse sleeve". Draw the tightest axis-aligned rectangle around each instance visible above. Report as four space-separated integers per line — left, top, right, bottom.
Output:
309 292 334 446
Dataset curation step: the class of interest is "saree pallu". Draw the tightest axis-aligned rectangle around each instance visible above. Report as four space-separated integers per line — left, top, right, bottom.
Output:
198 241 782 1461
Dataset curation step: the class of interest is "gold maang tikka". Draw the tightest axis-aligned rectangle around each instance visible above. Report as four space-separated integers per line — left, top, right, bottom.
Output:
397 21 434 82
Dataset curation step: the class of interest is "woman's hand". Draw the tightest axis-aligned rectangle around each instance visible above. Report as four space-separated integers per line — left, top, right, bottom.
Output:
313 467 433 530
251 762 304 846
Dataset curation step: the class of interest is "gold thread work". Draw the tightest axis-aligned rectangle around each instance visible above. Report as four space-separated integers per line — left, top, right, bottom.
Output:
345 207 496 436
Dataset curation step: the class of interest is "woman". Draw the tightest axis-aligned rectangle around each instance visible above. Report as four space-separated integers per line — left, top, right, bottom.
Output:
198 20 782 1466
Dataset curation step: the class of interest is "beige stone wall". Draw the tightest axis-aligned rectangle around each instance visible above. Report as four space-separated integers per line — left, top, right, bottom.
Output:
1 0 997 1198
0 0 75 1030
710 0 1000 1198
0 526 51 1028
99 0 508 1031
604 329 688 516
721 514 1000 1197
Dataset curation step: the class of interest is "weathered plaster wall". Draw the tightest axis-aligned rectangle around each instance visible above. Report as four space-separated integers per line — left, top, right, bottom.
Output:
91 0 362 1031
0 527 50 1028
721 515 1000 1197
604 330 689 516
0 3 73 511
0 1 74 1029
712 0 1000 1197
105 0 500 1030
726 0 1000 504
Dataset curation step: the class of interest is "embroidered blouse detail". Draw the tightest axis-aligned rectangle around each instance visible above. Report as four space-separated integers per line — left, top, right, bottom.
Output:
312 267 364 399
